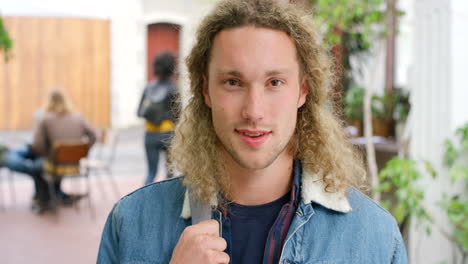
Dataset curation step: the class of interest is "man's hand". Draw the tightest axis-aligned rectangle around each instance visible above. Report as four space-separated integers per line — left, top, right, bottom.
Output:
170 219 230 264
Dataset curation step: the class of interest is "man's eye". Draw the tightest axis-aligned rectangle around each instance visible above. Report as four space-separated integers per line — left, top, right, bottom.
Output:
270 79 283 86
224 79 240 86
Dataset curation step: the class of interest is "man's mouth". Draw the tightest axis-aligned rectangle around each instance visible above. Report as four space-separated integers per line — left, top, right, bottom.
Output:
236 129 270 136
235 129 271 147
241 131 265 137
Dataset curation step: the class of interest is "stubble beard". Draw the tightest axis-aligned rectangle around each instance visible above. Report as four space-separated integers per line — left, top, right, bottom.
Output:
219 130 296 171
211 126 297 200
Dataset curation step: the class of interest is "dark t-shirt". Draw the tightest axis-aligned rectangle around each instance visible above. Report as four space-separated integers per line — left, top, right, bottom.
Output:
229 192 290 264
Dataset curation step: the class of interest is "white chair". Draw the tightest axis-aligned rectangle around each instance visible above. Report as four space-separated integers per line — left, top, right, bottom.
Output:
0 140 26 211
80 129 120 201
0 168 12 211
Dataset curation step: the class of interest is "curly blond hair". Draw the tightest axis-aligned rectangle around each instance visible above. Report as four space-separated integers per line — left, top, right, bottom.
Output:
169 0 367 202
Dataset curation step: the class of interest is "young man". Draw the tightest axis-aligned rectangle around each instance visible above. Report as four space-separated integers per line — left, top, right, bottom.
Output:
98 0 407 263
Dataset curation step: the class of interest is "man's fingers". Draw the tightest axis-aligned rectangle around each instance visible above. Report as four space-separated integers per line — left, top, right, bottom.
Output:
188 219 220 236
196 234 227 252
210 250 230 264
211 236 227 252
171 220 227 264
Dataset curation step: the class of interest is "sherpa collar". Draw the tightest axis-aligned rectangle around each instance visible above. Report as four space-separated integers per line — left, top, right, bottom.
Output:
180 162 352 219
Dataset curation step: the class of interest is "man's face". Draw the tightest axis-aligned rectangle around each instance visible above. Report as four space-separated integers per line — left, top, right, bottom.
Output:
203 26 308 170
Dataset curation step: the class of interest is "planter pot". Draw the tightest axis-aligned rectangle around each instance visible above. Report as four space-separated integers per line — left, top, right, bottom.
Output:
348 120 363 137
372 118 392 137
395 121 410 154
395 122 405 141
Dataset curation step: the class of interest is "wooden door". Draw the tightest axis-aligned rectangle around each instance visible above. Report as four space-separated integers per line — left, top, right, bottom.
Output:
146 23 180 81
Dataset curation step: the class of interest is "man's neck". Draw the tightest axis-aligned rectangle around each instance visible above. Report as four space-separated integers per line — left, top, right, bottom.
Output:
224 154 294 206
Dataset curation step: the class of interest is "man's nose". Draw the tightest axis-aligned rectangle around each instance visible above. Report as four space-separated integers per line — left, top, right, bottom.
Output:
241 87 265 123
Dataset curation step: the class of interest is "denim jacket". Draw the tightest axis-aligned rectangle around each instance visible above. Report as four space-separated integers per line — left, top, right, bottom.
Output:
98 168 407 264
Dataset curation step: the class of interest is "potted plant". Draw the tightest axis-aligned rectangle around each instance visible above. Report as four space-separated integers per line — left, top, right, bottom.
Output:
371 90 397 137
344 84 365 136
392 87 411 151
393 88 411 123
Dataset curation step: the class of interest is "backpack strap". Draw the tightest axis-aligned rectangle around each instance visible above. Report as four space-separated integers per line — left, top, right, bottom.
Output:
188 187 212 225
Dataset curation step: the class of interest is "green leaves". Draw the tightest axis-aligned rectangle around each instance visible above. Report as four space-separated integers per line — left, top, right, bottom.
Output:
393 88 411 122
441 123 468 253
393 203 406 224
309 0 398 93
424 160 437 179
371 90 398 121
375 157 433 230
0 17 13 61
310 0 386 50
456 123 468 151
441 195 468 252
344 84 365 121
444 139 458 167
365 10 385 24
448 166 468 183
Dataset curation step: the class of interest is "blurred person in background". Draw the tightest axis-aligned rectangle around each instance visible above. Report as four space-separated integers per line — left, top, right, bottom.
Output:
137 52 178 185
0 89 96 213
0 103 45 209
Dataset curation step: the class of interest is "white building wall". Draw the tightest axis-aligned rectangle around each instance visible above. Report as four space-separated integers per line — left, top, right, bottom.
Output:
396 0 414 89
408 0 468 263
109 0 145 128
451 0 468 131
0 0 112 18
408 1 453 263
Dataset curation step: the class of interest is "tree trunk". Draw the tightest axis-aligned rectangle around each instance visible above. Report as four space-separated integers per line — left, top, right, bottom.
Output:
364 81 380 201
385 0 396 92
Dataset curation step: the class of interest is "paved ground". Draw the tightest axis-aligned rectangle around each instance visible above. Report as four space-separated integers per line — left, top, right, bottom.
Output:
0 126 170 264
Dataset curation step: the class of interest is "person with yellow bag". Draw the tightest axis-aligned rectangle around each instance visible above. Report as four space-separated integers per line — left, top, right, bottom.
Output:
137 52 177 185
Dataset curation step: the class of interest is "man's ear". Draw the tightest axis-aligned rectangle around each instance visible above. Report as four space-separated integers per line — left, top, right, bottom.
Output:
202 75 212 108
297 77 309 108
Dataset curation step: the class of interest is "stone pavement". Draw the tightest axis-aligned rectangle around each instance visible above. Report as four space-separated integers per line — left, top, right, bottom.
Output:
0 126 170 264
